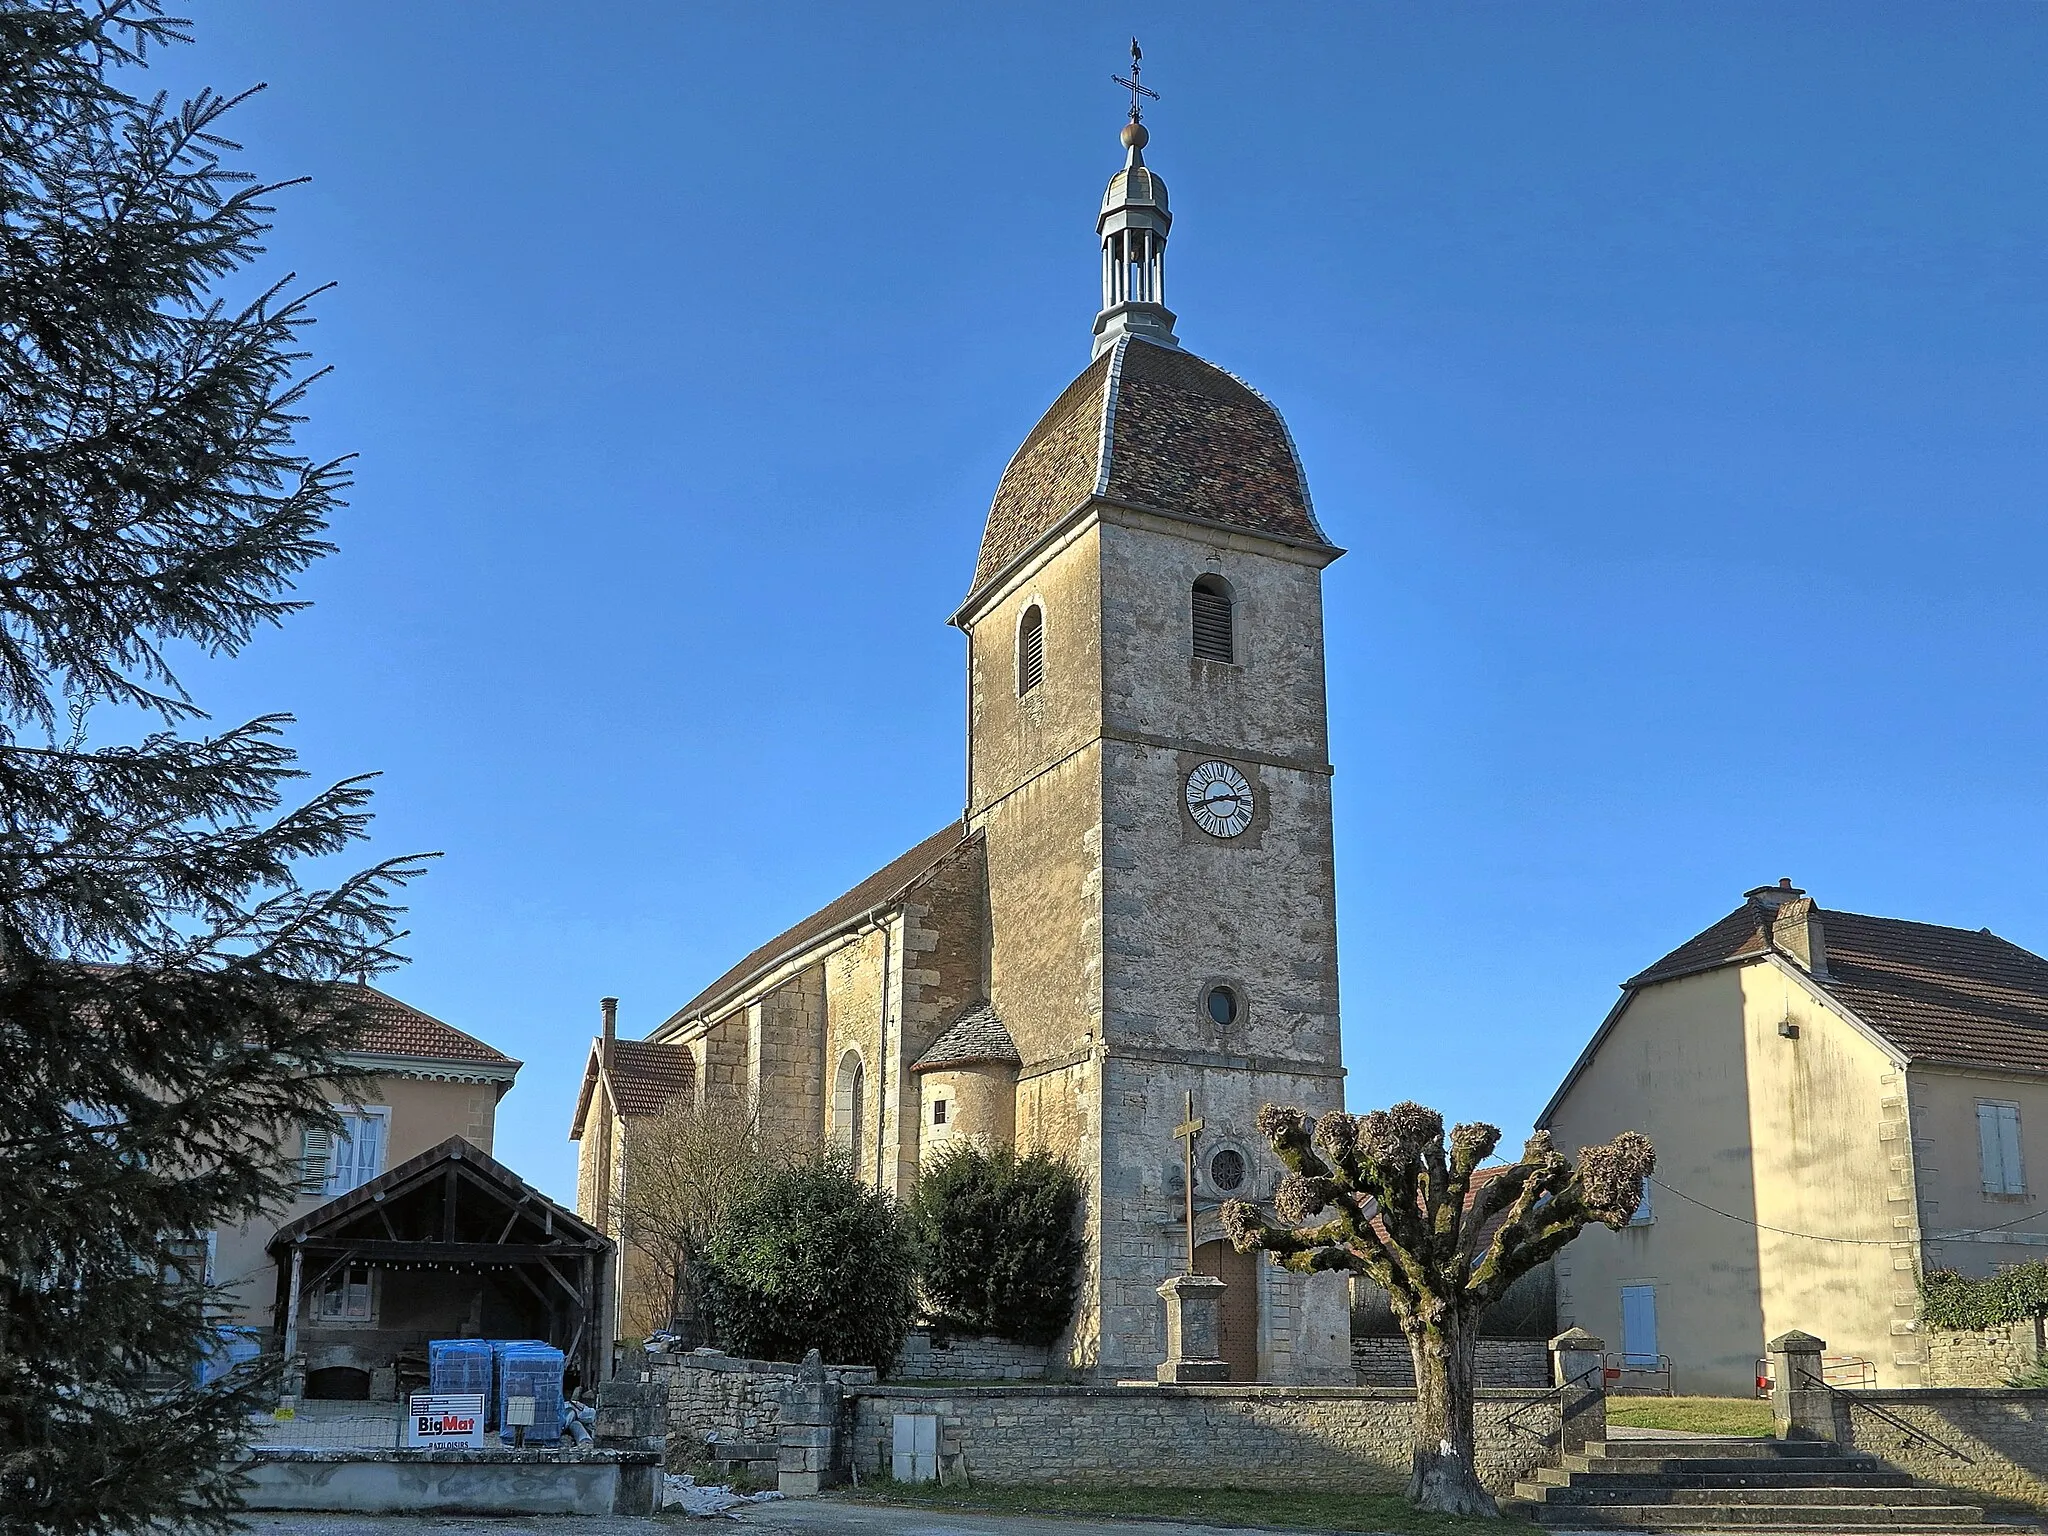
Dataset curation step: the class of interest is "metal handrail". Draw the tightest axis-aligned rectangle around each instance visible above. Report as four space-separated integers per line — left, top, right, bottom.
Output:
1795 1369 1974 1464
1503 1364 1602 1444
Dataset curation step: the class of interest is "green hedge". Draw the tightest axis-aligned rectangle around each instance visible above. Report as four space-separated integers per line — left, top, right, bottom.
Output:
1921 1264 2048 1330
701 1155 918 1372
908 1143 1083 1347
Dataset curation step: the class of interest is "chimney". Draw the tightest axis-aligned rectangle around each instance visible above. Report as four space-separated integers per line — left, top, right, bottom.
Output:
1745 877 1806 912
1766 893 1828 978
601 996 618 1068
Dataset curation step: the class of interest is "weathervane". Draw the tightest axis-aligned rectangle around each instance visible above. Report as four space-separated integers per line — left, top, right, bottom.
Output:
1113 37 1158 124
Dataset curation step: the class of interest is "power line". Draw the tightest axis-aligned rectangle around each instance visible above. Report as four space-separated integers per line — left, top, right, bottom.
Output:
1648 1174 2048 1247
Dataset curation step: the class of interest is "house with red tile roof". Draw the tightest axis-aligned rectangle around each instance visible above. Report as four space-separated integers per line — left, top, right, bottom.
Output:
1540 879 2048 1394
208 983 526 1390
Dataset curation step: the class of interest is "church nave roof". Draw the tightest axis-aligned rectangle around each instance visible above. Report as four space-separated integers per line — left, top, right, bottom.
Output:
660 821 977 1033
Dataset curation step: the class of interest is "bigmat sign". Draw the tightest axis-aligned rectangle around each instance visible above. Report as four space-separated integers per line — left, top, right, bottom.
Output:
404 1392 486 1448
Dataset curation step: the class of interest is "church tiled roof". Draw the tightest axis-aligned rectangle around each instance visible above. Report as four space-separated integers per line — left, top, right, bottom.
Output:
968 336 1332 601
1626 899 2048 1075
663 823 977 1030
912 1004 1021 1073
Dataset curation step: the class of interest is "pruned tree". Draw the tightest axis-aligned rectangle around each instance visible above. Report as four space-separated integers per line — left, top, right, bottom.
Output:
1222 1102 1654 1518
0 3 421 1530
612 1095 797 1343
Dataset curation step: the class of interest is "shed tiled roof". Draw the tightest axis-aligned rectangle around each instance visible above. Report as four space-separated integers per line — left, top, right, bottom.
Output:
341 982 518 1068
969 336 1331 600
607 1039 696 1117
912 1004 1021 1073
664 823 976 1030
570 1037 696 1138
1628 901 2048 1075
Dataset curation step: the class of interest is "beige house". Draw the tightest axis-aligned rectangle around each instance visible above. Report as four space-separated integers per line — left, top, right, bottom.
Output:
569 1001 698 1340
1542 879 2048 1395
573 111 1354 1383
206 984 525 1386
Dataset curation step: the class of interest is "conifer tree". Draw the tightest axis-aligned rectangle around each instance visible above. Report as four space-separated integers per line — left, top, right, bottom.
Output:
0 4 422 1529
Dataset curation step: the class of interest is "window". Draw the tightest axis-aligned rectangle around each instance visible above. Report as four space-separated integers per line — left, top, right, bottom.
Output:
1192 576 1234 663
1979 1101 2026 1195
1017 605 1045 694
313 1264 375 1324
834 1052 866 1179
324 1108 388 1198
932 1098 948 1127
1628 1176 1654 1226
163 1231 215 1290
1209 1148 1246 1192
1204 984 1240 1030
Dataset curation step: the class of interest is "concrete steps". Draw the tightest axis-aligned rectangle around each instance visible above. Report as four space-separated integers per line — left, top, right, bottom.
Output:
1508 1437 1991 1532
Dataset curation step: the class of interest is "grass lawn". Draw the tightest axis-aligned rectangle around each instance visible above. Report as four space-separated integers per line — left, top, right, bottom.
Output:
841 1477 1520 1532
1604 1396 1775 1437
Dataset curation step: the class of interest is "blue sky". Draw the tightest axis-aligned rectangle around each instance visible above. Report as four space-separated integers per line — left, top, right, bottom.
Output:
155 3 2048 1204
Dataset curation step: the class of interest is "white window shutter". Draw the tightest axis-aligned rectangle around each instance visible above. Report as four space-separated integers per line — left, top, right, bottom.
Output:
299 1125 333 1197
2001 1105 2025 1194
363 1112 387 1183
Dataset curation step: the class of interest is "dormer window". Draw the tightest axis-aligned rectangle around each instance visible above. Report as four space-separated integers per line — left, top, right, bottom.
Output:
1192 576 1234 663
1018 604 1045 694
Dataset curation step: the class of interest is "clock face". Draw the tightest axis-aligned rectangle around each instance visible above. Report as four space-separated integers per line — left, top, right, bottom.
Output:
1185 760 1254 838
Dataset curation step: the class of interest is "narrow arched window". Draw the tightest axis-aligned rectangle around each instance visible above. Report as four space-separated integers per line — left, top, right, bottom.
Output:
1192 576 1234 663
833 1051 866 1179
1018 604 1045 694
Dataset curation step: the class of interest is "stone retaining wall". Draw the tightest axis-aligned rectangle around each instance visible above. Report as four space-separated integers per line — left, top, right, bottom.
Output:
1351 1336 1548 1389
891 1329 1051 1382
1834 1388 2048 1509
846 1383 1589 1494
640 1349 877 1451
1924 1321 2044 1388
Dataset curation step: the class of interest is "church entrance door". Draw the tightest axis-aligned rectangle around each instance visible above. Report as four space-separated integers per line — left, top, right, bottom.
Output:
1194 1239 1259 1381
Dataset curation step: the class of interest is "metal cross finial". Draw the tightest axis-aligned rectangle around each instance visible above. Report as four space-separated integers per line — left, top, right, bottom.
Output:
1113 36 1158 123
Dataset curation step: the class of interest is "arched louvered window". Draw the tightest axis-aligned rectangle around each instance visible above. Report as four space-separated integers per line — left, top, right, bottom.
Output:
1018 604 1045 694
1192 576 1235 663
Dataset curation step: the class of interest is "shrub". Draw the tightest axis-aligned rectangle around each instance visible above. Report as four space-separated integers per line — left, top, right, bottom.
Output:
1922 1264 2048 1331
909 1143 1084 1346
700 1156 916 1371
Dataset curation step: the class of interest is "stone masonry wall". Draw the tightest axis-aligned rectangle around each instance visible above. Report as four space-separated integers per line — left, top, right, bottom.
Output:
847 1383 1585 1495
1833 1387 2048 1509
641 1350 877 1454
1351 1336 1548 1389
1924 1320 2044 1388
890 1329 1051 1382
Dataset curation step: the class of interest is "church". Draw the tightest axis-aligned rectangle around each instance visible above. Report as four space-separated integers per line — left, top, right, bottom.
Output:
574 96 1352 1385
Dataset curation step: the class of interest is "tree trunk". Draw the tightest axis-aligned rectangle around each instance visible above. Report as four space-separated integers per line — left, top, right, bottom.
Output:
1406 1316 1498 1516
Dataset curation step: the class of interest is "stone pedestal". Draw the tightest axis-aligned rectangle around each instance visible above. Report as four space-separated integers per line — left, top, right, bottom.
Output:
1549 1328 1607 1454
777 1349 841 1496
594 1376 669 1453
1157 1273 1230 1384
1769 1329 1844 1443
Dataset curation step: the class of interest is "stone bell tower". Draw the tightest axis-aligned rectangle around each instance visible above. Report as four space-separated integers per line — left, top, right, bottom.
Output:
952 81 1352 1384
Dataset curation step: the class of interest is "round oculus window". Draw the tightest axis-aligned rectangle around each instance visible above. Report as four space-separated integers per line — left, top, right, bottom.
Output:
1209 1149 1247 1192
1205 985 1240 1029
